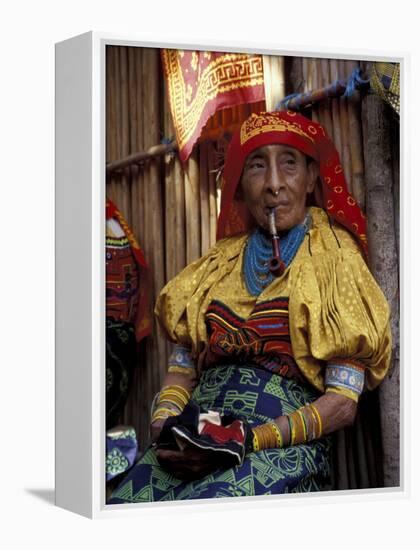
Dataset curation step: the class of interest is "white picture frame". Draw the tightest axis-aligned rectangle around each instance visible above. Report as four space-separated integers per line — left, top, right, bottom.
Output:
55 31 406 519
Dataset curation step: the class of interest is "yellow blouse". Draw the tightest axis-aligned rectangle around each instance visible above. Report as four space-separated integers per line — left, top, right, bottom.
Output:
155 207 391 393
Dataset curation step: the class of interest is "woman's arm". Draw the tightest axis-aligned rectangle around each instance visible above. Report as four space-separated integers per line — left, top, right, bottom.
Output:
251 360 363 451
272 392 357 447
150 345 199 442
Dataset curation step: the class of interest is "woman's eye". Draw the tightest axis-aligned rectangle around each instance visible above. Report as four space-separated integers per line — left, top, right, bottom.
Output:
285 158 296 165
248 161 265 170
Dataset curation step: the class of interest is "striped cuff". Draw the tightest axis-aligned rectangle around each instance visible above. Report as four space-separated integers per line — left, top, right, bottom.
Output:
168 344 196 370
325 360 365 401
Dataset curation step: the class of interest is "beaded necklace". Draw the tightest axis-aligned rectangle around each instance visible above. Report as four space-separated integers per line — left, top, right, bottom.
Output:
243 213 312 296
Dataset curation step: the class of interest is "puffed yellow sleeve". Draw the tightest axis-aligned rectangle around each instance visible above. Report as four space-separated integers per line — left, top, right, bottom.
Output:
288 248 392 393
154 236 245 355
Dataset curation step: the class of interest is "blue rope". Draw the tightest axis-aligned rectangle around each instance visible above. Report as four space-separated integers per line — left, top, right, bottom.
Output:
161 136 174 145
275 92 300 111
160 135 176 158
343 68 370 98
330 79 344 95
275 68 370 112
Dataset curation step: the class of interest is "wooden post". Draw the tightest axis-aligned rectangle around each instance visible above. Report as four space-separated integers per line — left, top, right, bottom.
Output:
362 90 400 488
391 116 400 257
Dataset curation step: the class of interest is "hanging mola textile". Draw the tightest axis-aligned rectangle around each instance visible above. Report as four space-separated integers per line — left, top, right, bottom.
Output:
162 49 265 162
106 198 152 428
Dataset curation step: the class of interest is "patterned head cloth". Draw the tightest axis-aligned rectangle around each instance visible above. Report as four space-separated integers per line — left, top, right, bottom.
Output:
217 110 367 255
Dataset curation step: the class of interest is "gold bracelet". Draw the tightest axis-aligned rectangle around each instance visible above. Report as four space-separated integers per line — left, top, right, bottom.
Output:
252 430 260 452
159 386 190 405
289 413 297 445
252 423 284 451
308 403 323 438
288 410 306 445
151 406 179 424
269 422 284 448
157 384 191 411
296 409 308 441
303 404 317 441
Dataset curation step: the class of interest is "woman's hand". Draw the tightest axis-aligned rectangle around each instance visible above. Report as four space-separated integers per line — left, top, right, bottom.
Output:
155 445 219 480
150 419 166 443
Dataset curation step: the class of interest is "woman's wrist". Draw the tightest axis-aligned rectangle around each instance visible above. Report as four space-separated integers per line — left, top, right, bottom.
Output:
150 384 192 424
249 403 324 452
251 422 284 451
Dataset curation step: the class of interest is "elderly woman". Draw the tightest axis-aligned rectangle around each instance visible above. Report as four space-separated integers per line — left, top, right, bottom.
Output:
108 111 391 503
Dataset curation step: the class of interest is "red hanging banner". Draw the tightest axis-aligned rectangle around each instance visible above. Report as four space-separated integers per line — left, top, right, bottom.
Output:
162 49 265 162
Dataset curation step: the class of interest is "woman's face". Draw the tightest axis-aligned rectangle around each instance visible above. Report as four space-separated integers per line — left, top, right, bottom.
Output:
240 144 318 232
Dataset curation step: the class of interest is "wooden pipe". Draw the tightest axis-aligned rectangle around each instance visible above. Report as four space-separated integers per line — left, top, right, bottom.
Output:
268 209 286 276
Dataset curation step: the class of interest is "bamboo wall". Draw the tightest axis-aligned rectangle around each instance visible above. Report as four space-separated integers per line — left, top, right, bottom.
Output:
106 47 400 490
106 47 166 450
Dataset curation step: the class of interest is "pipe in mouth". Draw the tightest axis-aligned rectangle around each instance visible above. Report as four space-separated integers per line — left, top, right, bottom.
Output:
268 208 278 237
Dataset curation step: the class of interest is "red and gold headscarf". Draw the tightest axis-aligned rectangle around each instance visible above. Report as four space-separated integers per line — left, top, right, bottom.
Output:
217 110 367 255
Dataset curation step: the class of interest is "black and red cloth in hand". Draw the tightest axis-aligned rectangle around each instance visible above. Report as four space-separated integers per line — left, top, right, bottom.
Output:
155 401 253 476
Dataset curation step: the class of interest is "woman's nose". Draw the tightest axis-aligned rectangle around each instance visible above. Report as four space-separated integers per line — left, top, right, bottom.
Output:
265 164 285 195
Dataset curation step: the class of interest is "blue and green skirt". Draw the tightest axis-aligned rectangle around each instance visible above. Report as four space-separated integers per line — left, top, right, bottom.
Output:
108 364 331 503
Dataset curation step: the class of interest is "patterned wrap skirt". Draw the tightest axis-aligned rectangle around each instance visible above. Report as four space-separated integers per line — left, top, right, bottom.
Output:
108 364 332 503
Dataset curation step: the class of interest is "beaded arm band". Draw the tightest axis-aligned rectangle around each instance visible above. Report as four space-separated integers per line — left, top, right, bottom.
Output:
167 344 196 374
324 360 365 403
